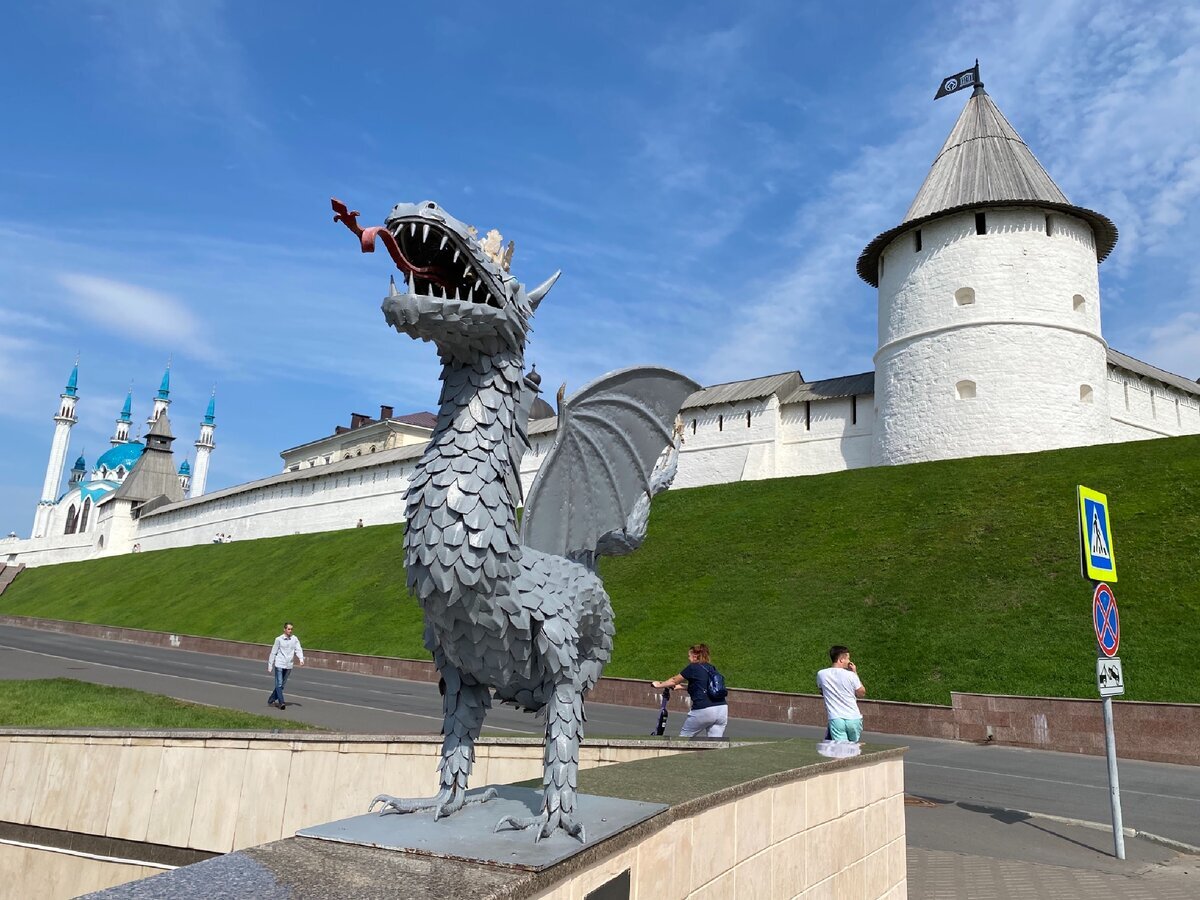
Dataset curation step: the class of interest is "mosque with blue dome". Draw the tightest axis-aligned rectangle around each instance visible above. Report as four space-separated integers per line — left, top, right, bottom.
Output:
28 362 217 544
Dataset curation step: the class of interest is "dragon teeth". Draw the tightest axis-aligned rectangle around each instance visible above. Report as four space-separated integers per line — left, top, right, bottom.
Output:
453 249 460 264
409 222 418 236
440 235 448 251
423 223 430 243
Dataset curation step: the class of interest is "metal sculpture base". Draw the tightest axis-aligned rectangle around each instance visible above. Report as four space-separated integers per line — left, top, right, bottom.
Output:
297 785 666 871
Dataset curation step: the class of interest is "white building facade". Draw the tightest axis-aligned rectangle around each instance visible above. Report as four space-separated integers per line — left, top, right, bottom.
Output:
4 85 1197 569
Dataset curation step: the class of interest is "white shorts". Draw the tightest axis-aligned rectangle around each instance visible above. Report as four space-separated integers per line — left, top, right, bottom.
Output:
679 704 728 738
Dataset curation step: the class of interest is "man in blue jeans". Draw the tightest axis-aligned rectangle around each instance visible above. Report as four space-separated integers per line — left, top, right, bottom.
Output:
816 645 866 741
267 621 305 710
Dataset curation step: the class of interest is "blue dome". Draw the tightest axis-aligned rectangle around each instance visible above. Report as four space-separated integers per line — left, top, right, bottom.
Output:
95 442 144 474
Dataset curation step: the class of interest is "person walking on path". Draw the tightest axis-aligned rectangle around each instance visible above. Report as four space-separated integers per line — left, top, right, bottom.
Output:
817 644 865 742
651 643 728 738
267 621 305 710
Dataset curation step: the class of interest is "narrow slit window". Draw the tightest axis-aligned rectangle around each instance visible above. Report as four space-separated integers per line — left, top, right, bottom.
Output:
975 212 987 235
851 395 858 425
691 418 697 435
718 414 723 431
914 229 922 252
805 400 811 431
746 411 752 428
1045 214 1052 236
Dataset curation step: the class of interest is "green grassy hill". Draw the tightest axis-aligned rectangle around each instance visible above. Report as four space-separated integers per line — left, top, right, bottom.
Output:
4 435 1197 705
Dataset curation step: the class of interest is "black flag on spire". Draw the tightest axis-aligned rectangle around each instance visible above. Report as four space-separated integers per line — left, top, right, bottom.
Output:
934 61 981 99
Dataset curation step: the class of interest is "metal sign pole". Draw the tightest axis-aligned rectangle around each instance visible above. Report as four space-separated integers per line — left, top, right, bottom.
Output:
1101 691 1126 859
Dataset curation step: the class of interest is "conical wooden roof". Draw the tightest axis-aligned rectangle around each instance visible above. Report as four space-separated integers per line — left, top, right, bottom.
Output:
857 86 1117 286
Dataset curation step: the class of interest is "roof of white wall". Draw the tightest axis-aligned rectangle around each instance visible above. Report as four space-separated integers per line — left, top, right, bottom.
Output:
1108 348 1200 397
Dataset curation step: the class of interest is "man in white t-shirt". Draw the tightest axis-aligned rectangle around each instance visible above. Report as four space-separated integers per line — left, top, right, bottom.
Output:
816 645 866 742
267 622 305 711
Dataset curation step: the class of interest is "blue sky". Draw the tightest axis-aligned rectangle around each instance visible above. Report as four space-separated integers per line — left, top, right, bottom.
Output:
2 1 1198 535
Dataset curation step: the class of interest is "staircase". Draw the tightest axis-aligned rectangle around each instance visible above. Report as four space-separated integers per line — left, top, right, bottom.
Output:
0 564 25 596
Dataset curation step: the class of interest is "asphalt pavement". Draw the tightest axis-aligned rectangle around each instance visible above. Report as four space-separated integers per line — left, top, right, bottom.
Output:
0 623 1196 897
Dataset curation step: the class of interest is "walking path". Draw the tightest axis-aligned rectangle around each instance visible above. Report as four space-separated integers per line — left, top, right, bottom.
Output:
0 624 1195 897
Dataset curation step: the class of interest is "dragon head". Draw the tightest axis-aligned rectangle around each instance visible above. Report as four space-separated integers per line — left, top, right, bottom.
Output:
341 199 559 360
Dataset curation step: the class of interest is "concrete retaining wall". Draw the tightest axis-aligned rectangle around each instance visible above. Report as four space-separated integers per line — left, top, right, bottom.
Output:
530 755 906 900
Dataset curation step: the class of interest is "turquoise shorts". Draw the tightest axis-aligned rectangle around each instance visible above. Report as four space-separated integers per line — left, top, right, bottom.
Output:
828 717 863 742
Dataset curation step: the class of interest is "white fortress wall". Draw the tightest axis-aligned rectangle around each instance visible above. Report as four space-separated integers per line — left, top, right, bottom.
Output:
136 460 416 551
777 393 874 477
875 208 1111 465
1 531 96 568
1106 366 1200 441
675 396 780 488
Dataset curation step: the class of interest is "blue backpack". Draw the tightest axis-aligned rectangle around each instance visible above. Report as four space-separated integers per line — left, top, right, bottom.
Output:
704 664 728 702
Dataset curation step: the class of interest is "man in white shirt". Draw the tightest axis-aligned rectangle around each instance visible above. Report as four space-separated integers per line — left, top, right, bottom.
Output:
267 622 305 710
816 645 866 742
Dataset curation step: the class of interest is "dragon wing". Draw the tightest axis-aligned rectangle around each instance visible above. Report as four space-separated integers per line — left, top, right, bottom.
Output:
520 366 700 559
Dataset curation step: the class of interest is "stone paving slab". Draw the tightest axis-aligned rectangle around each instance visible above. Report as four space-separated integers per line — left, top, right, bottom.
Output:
908 848 1199 899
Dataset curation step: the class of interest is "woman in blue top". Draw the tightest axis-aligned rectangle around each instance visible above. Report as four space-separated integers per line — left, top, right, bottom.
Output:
651 643 728 738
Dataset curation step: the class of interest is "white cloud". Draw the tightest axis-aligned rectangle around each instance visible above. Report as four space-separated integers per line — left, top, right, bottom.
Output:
56 273 215 361
85 0 263 136
1138 311 1200 380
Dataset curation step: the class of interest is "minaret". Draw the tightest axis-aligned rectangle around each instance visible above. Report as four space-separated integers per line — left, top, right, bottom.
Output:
69 453 87 488
148 363 171 424
190 391 216 498
32 362 80 538
111 389 133 446
178 459 192 495
859 81 1117 465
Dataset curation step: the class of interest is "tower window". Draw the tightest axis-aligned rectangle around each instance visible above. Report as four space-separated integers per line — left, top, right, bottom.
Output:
1079 385 1094 404
975 212 987 235
914 229 922 252
851 395 858 425
718 414 724 431
805 400 811 431
956 380 977 400
746 411 752 428
955 287 976 306
1045 214 1053 236
691 418 696 435
1072 294 1086 312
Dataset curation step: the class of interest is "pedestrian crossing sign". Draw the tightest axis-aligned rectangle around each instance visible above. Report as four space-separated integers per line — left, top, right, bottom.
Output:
1077 486 1117 583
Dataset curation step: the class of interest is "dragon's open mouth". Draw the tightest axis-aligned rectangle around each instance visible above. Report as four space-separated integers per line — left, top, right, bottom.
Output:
390 218 504 309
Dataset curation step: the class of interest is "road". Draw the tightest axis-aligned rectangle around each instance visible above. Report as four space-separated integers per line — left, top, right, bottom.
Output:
1 623 1196 856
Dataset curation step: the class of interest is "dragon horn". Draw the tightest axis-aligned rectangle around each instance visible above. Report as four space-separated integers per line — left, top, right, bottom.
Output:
528 270 561 311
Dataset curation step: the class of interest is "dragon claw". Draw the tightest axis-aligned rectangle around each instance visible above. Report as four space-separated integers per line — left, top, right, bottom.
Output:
494 809 586 844
370 786 499 818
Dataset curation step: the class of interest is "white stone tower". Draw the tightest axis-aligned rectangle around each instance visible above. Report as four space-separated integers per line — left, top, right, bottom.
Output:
859 83 1118 466
148 363 171 424
32 363 80 538
111 389 133 446
190 391 216 499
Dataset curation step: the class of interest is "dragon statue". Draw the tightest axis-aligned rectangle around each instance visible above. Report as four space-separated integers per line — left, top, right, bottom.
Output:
332 198 698 842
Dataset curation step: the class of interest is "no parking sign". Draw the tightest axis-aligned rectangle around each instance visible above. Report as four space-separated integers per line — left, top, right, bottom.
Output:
1092 583 1119 658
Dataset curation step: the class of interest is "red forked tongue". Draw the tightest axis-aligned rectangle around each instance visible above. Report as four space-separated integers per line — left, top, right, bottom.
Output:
331 198 453 287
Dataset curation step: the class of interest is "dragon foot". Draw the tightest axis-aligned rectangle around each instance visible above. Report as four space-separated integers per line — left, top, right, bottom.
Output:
369 786 498 820
494 808 586 844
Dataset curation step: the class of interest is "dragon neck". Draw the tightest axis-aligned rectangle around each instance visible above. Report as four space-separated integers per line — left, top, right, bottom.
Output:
404 348 525 605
